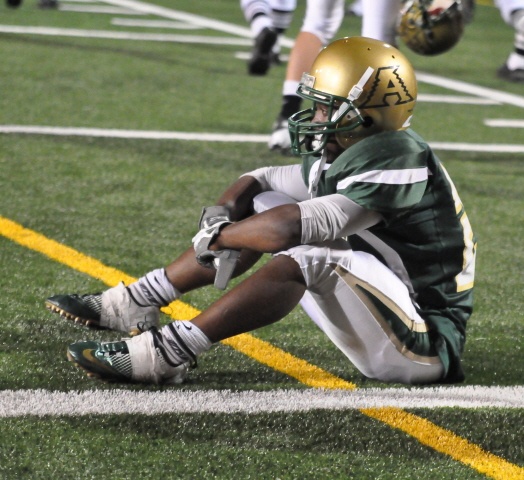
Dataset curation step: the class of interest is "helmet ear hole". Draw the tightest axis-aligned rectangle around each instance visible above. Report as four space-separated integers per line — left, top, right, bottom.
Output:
362 116 374 128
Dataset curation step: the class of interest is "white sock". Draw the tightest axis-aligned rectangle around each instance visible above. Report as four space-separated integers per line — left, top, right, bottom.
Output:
270 8 294 31
510 9 524 69
282 79 299 96
160 321 212 365
127 268 179 308
251 14 272 37
507 52 524 70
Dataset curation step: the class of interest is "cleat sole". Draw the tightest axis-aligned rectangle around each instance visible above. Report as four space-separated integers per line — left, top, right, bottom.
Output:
47 301 137 336
46 301 105 330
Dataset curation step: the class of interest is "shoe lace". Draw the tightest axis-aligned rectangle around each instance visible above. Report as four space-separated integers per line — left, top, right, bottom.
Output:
137 320 157 333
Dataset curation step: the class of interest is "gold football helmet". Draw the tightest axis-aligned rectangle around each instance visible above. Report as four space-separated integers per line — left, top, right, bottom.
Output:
288 36 417 155
398 0 465 56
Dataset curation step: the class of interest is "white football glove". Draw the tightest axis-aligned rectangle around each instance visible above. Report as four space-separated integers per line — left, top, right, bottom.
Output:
192 206 240 290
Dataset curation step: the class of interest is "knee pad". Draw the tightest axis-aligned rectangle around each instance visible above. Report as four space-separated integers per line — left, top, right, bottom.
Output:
280 244 351 292
280 245 331 289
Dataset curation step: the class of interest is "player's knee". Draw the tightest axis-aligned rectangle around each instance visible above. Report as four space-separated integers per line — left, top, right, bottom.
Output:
300 25 333 45
279 245 336 288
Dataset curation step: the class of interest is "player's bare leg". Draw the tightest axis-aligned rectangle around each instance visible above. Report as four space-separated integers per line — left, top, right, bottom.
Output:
190 253 306 342
45 176 265 333
66 254 306 384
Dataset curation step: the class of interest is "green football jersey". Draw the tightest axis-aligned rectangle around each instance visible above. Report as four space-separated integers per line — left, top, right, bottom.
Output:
301 129 476 382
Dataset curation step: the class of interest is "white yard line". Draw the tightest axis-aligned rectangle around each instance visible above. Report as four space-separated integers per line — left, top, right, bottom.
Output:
0 386 522 417
100 0 294 47
485 119 524 128
58 4 142 14
95 0 524 110
417 94 500 105
111 18 202 29
1 0 524 152
0 25 251 45
101 0 254 39
417 72 524 109
2 125 524 153
0 125 266 142
235 51 290 62
428 142 524 153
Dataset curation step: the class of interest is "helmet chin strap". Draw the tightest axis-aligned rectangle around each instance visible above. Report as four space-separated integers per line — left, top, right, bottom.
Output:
308 148 329 198
348 66 374 103
329 65 375 134
330 66 376 151
307 66 376 197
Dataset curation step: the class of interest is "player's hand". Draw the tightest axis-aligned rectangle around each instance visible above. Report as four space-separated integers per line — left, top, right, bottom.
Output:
198 206 231 230
192 220 232 269
193 206 240 289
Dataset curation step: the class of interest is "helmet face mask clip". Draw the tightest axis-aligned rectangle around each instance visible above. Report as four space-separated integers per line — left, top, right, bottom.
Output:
288 74 365 156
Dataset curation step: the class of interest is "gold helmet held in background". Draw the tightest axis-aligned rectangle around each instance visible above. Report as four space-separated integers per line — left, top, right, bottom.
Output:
289 36 417 154
399 0 465 56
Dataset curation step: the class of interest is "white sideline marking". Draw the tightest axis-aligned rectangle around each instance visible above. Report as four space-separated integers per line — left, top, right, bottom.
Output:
111 18 202 29
0 125 266 142
0 0 294 46
96 0 524 110
1 27 519 111
417 72 524 109
0 25 252 45
428 142 524 153
417 94 500 105
235 51 290 63
100 0 295 48
0 387 522 417
484 119 524 128
2 125 524 153
59 4 142 14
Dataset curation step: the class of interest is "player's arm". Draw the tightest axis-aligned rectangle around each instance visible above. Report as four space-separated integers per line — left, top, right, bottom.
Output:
211 203 303 254
211 194 382 253
212 164 308 221
191 165 305 288
212 175 264 221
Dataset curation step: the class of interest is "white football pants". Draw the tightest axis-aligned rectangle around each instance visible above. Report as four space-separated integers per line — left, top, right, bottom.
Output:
254 191 444 385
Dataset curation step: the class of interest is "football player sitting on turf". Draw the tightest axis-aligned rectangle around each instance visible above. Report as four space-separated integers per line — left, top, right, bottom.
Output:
46 37 476 386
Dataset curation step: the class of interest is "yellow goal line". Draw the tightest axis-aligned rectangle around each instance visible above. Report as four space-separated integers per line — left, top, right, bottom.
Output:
1 215 522 480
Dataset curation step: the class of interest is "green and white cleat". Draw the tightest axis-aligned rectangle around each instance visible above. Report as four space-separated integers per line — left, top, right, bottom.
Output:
46 282 159 336
67 330 190 385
